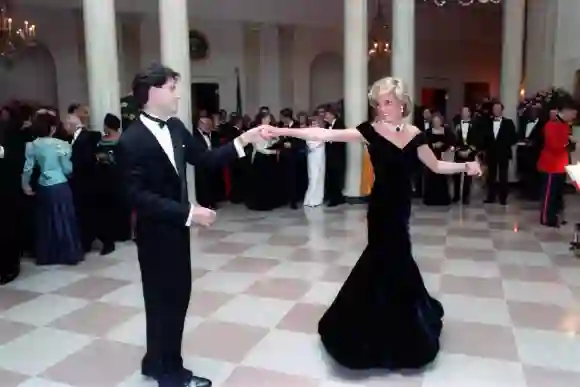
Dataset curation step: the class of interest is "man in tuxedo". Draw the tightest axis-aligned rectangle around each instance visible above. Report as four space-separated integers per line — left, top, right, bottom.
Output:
411 107 432 197
70 115 103 253
323 104 346 206
276 108 307 208
481 102 517 205
193 116 217 209
117 64 265 387
453 106 480 204
516 105 542 200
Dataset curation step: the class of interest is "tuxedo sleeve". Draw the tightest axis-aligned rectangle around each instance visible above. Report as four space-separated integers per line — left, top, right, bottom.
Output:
179 121 245 168
117 137 190 227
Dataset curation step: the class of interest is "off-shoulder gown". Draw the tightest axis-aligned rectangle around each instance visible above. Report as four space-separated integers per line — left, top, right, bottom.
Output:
318 122 444 370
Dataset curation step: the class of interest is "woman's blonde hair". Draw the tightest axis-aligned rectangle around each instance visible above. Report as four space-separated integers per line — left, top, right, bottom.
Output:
368 76 413 118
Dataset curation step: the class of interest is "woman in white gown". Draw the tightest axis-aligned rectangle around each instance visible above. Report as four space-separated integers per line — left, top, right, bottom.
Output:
303 117 326 207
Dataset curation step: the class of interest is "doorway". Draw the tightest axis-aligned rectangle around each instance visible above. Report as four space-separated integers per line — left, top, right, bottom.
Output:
421 88 448 117
191 82 219 118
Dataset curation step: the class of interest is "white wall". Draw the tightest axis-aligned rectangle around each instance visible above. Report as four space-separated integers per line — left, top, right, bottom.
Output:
1 1 503 121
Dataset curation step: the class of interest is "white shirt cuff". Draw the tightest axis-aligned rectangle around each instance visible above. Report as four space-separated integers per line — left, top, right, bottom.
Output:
185 204 195 227
0 145 4 159
233 138 246 158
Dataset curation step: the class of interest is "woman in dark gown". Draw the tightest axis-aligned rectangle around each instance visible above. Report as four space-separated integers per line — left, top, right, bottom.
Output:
423 113 455 206
261 76 481 371
245 112 283 211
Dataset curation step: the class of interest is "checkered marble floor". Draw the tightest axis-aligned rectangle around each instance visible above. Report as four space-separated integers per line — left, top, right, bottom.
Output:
1 198 580 387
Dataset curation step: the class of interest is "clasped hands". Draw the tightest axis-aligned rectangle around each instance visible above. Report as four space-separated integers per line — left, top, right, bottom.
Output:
238 125 279 145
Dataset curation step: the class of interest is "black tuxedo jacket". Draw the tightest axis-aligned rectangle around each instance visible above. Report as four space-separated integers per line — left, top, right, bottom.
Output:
118 118 240 228
325 118 346 168
71 129 102 194
453 120 480 162
481 117 517 161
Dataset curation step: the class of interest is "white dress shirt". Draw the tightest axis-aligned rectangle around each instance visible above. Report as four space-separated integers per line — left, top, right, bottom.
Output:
492 118 502 138
71 126 85 145
141 113 246 226
197 129 212 149
460 121 470 142
525 119 538 138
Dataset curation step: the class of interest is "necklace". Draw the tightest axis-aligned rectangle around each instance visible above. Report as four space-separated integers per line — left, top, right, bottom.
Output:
374 120 402 132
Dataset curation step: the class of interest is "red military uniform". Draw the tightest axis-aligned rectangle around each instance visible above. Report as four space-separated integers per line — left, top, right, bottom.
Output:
537 119 569 173
537 118 570 227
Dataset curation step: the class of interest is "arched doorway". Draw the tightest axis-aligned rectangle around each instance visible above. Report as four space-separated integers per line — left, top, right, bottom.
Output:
309 52 343 109
0 44 58 107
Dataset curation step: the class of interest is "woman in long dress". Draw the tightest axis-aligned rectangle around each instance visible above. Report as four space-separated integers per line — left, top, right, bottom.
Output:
422 112 455 206
260 77 481 371
22 111 83 266
245 112 283 211
304 116 326 207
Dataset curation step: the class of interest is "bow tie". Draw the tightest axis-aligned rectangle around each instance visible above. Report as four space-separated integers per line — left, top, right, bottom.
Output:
494 118 502 122
142 111 167 128
462 120 469 124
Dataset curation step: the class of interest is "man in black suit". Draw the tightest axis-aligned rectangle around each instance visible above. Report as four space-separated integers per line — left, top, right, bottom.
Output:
192 116 217 209
117 64 265 387
323 104 346 206
481 102 518 205
516 105 542 200
452 106 480 204
70 118 103 253
275 108 307 208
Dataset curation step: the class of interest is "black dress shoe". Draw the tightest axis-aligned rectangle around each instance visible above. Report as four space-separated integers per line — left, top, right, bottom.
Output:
100 243 115 256
158 374 212 387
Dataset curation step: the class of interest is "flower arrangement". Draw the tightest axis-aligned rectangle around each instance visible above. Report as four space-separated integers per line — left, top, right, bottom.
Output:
517 87 574 120
120 94 139 130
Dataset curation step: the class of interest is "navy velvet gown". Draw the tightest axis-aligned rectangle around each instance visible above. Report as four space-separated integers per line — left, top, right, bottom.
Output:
318 122 444 370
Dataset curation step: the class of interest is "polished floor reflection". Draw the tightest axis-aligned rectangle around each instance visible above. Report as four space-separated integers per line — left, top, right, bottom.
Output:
1 198 579 387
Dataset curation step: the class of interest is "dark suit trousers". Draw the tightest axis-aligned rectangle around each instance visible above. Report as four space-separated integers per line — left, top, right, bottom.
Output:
485 157 510 202
540 172 565 226
138 223 191 376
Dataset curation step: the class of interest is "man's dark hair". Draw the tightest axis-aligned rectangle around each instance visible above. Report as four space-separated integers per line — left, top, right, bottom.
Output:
104 113 121 131
132 63 180 109
67 103 80 114
280 108 293 119
324 103 339 118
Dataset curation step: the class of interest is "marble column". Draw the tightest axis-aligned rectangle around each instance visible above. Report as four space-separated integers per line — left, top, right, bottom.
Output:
501 0 525 121
500 0 525 181
82 0 121 130
159 0 191 125
391 0 415 119
524 0 557 93
159 0 195 201
343 0 368 198
259 24 281 115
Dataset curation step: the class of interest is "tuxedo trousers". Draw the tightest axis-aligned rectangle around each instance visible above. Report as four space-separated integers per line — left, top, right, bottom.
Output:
136 220 191 375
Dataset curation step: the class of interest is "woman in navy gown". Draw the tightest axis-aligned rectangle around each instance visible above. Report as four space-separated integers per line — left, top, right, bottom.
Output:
260 77 481 371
